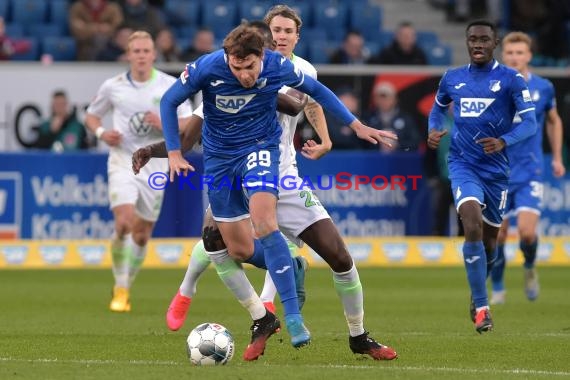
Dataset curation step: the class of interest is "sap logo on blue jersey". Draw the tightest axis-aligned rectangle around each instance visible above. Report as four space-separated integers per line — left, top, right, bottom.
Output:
215 94 255 114
460 98 495 117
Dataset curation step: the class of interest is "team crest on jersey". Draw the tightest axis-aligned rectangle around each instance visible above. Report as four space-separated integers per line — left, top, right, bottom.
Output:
255 78 267 89
532 90 540 102
489 80 501 92
459 98 495 117
128 112 152 136
522 89 532 102
215 94 256 114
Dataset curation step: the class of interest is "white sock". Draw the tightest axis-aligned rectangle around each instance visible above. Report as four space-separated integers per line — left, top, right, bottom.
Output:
259 271 277 304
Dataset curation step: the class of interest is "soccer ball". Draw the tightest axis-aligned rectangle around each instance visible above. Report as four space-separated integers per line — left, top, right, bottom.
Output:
187 323 235 366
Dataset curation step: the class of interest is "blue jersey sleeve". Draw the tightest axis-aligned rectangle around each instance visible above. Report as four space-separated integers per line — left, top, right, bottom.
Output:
428 72 451 132
544 79 556 111
501 73 537 146
161 63 201 151
278 58 355 125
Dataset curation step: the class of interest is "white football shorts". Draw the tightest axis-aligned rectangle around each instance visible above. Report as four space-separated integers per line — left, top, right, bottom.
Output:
276 173 330 247
107 150 167 222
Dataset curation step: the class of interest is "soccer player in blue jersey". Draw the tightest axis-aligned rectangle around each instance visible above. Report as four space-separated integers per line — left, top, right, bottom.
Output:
160 24 395 352
489 32 566 304
427 20 537 333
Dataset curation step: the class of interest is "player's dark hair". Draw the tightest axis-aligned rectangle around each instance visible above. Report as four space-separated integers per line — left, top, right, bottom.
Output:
264 4 302 34
466 19 497 38
223 24 264 59
248 20 275 49
52 90 67 98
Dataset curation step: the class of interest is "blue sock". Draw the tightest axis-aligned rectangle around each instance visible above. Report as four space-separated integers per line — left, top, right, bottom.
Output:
463 241 488 308
244 239 266 269
520 239 538 269
486 246 497 278
490 244 505 292
260 231 299 317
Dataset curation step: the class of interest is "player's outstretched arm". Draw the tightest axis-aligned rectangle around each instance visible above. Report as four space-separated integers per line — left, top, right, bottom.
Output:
277 89 308 116
350 119 397 147
132 114 204 174
167 150 195 182
294 75 397 149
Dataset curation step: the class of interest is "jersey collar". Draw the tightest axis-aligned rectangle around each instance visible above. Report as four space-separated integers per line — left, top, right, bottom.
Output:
468 59 499 72
126 68 157 88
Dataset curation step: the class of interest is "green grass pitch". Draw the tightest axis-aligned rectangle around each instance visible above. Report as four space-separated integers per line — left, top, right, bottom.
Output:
1 266 569 380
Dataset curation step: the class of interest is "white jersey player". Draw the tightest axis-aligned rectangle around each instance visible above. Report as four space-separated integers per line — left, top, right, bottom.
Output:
85 31 192 313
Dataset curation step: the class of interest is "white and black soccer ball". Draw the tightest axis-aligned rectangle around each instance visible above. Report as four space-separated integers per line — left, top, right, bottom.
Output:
128 111 152 137
187 322 235 366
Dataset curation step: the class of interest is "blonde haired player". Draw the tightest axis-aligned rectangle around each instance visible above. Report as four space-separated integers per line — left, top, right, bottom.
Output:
85 31 192 312
489 31 565 304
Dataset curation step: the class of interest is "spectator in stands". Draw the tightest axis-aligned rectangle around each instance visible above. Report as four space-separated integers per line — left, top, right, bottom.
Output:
35 90 88 152
536 0 570 61
154 28 181 62
180 28 215 62
69 0 124 61
367 21 427 65
326 87 365 149
119 0 165 38
329 30 370 64
362 81 421 152
445 0 502 24
96 25 133 62
0 16 31 60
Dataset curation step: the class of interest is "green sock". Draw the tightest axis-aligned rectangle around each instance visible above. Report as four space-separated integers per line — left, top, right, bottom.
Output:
111 234 131 288
127 238 147 287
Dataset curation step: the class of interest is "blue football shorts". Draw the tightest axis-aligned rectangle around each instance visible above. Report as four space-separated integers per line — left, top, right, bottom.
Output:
448 161 509 227
204 143 280 222
504 179 543 218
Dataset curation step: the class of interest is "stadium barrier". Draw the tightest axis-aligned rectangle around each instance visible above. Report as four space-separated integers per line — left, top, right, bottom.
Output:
1 236 570 269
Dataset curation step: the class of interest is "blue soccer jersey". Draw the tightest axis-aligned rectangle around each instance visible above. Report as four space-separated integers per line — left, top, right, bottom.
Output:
161 49 355 157
160 48 356 220
507 73 556 185
429 60 537 180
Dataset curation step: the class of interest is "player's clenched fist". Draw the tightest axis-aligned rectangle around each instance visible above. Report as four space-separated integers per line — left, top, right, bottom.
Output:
427 129 448 149
132 146 151 175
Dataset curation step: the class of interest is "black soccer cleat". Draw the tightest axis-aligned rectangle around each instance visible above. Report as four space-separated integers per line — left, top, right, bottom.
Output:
349 331 398 360
242 309 281 361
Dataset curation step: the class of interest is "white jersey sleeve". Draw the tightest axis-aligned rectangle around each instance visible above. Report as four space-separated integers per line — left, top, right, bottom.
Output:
193 103 204 119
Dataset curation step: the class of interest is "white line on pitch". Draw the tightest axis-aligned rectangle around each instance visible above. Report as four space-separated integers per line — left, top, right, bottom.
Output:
1 357 569 376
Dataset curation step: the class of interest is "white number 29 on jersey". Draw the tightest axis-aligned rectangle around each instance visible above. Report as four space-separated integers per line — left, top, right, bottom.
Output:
246 150 271 170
